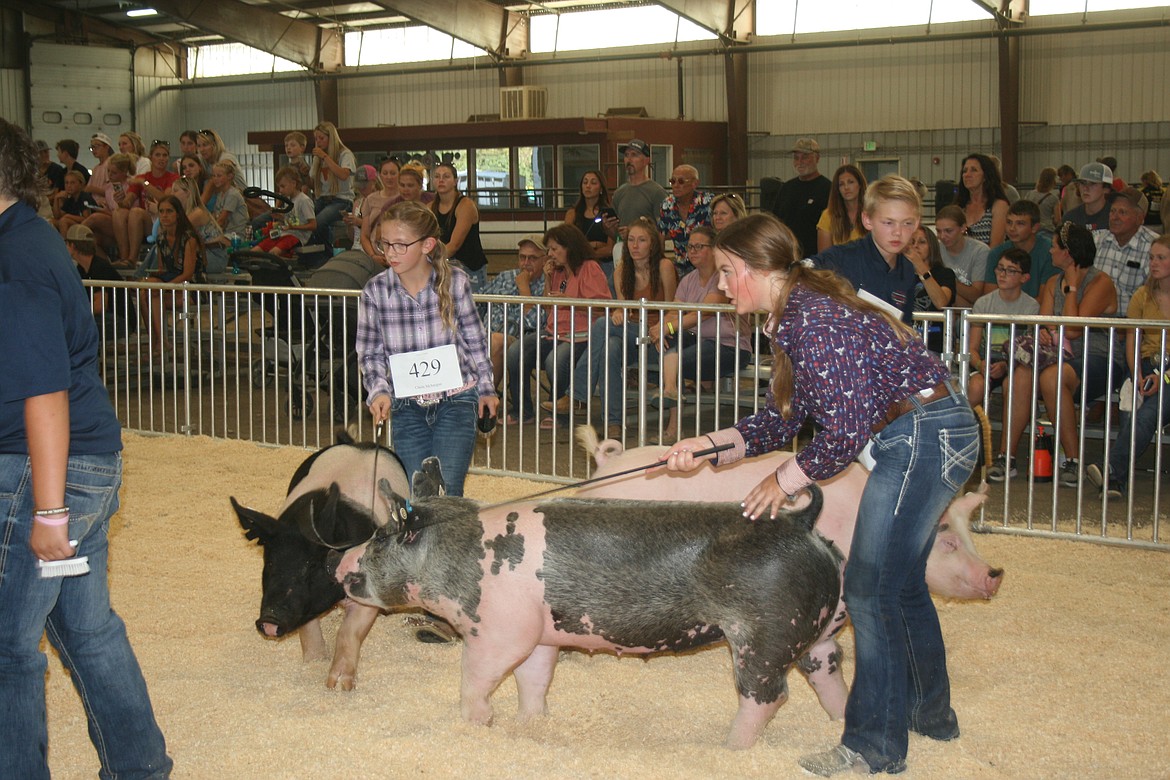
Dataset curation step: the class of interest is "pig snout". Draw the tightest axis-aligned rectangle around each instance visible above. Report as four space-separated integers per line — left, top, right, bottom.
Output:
256 618 286 638
983 567 1005 598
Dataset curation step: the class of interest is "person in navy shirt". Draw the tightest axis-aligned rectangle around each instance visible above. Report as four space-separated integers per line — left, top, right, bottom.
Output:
663 207 978 776
810 176 924 324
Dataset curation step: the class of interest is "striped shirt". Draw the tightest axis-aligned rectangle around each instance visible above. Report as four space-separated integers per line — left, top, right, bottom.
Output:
715 285 947 481
356 265 495 403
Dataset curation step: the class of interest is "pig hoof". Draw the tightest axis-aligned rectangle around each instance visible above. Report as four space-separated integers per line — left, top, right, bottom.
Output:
409 616 458 644
327 667 357 691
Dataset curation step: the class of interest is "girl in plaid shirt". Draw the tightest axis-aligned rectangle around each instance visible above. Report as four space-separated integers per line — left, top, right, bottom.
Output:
357 201 498 496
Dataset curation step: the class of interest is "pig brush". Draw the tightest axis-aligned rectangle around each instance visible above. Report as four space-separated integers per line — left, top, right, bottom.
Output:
38 540 91 578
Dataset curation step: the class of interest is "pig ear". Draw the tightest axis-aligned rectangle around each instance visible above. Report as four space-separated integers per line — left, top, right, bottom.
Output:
377 477 426 545
412 457 447 499
232 497 279 545
295 483 370 549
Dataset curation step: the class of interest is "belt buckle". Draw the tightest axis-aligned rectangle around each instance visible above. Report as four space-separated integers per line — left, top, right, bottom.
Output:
415 395 441 407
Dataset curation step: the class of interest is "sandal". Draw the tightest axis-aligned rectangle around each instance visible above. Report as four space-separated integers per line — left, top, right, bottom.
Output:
539 417 556 430
505 414 532 425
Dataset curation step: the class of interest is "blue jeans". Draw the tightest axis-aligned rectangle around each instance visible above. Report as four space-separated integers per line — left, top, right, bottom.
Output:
389 388 479 497
0 453 172 780
570 316 638 426
671 330 751 384
841 387 978 773
505 332 585 422
309 195 351 252
1108 361 1170 483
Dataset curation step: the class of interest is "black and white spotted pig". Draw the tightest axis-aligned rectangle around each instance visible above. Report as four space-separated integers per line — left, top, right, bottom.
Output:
333 458 843 749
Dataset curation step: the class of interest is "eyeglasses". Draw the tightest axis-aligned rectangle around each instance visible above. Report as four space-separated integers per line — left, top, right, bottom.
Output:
199 129 215 136
374 237 426 256
688 242 712 251
151 139 170 148
668 177 694 185
518 252 546 262
993 265 1023 276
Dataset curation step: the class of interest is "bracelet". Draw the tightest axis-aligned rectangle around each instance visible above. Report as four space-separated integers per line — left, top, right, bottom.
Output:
34 506 70 517
34 513 70 526
666 322 676 335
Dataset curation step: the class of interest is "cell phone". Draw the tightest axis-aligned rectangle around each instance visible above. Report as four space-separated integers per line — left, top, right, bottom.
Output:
1144 375 1156 392
597 207 617 221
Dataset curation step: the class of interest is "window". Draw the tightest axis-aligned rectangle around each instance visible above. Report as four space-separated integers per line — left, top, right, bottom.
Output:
758 0 989 35
475 148 512 208
187 42 301 79
516 145 554 209
344 27 486 67
530 7 715 54
1032 0 1170 12
559 144 601 209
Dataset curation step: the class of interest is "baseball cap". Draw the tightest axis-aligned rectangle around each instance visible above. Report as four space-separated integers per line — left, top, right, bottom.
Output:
66 224 95 243
1078 162 1112 183
1113 187 1149 215
792 138 820 154
354 164 377 183
517 233 546 252
623 139 650 157
34 140 49 152
91 132 114 151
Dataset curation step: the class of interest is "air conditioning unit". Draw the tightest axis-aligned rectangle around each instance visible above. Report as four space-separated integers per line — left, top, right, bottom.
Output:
500 86 548 120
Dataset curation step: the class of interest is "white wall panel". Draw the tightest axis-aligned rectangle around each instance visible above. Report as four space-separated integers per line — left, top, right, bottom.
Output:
337 45 727 129
341 68 498 128
0 68 25 125
135 76 183 148
1020 25 1170 126
181 78 317 153
748 35 997 136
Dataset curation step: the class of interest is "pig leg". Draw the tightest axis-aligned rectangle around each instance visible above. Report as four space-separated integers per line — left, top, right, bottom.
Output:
298 617 329 662
726 681 788 750
459 635 542 726
797 638 847 720
512 644 558 721
327 602 379 691
796 597 850 719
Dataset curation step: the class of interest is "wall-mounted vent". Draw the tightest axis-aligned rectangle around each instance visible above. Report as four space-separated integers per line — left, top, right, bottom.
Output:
500 86 547 120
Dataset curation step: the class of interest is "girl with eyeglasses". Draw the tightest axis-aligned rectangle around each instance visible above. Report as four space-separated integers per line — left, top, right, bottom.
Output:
357 200 497 496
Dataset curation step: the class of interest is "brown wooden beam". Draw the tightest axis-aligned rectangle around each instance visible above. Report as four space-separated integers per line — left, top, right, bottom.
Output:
724 49 748 186
655 0 754 42
997 33 1019 185
148 0 343 71
367 0 527 60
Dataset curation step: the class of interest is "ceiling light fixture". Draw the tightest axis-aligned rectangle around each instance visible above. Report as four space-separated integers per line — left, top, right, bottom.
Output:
127 8 159 17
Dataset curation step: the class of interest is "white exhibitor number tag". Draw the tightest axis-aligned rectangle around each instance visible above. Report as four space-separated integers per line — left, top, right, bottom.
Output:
389 344 462 398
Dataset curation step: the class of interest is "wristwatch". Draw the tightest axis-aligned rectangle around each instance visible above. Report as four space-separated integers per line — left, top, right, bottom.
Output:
1063 284 1077 295
918 271 933 282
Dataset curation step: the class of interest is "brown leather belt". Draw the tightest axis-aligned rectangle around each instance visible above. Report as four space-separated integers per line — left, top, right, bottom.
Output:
872 382 952 435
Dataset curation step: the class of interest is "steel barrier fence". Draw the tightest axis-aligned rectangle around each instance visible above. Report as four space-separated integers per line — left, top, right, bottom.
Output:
85 280 1168 551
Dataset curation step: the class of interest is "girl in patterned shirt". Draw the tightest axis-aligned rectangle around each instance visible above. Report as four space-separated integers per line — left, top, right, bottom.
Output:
356 200 497 496
663 208 978 777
